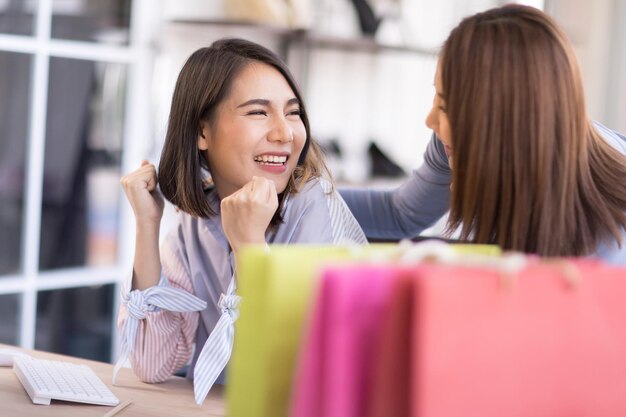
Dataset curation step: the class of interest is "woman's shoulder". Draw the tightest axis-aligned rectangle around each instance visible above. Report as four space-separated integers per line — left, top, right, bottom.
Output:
290 176 334 201
287 176 357 214
282 176 368 244
593 120 626 156
594 230 626 266
284 176 352 219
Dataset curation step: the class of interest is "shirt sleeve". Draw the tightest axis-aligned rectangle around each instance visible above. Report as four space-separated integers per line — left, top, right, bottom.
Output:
340 133 452 240
117 221 200 383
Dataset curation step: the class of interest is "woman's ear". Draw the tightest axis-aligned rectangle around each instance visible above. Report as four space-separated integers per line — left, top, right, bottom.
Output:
197 121 210 151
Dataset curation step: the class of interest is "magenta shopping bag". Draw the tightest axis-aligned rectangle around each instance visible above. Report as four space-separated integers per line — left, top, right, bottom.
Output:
290 264 405 417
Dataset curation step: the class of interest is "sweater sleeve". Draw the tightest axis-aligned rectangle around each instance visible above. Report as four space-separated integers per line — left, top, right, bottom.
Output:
340 133 452 240
117 223 201 383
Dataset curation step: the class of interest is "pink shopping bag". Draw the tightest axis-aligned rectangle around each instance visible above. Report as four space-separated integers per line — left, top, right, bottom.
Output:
290 264 408 417
409 260 626 417
366 272 415 417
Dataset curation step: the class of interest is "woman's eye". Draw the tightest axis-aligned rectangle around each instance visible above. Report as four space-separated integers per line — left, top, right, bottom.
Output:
438 105 447 112
287 109 302 117
248 110 267 116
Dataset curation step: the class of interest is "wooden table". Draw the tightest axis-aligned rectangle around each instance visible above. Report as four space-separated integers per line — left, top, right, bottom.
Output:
0 344 225 416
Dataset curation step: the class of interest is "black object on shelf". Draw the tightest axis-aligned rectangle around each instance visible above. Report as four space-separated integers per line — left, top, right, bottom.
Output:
319 138 343 158
350 0 382 36
368 142 406 178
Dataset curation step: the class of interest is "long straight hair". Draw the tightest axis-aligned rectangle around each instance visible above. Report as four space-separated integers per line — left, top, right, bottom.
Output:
158 38 329 226
442 4 626 256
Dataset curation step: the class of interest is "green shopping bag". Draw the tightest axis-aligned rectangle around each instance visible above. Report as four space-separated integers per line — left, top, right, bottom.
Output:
226 245 387 417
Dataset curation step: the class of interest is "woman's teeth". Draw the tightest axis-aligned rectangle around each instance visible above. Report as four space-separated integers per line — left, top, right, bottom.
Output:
254 155 287 165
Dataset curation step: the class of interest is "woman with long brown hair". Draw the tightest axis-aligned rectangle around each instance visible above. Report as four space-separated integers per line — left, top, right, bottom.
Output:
342 4 626 263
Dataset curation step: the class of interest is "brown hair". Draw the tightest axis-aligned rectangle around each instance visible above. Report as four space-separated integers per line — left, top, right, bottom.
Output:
158 38 330 226
441 4 626 256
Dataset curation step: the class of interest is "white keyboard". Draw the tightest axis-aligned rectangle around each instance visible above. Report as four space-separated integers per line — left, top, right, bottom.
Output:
13 355 119 406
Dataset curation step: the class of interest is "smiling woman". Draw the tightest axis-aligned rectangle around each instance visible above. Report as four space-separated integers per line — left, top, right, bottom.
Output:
117 38 366 405
196 62 306 200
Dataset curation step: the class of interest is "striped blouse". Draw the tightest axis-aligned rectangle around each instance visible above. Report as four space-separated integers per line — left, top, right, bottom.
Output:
117 177 367 384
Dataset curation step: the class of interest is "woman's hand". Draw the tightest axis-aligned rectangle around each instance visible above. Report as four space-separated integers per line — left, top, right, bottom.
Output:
121 160 164 290
120 160 164 226
221 176 278 253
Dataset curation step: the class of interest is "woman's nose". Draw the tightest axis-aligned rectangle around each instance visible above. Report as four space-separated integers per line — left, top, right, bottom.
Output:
268 117 294 143
425 104 437 131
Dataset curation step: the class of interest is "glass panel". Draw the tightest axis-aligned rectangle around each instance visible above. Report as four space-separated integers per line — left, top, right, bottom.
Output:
0 293 21 344
0 0 37 36
35 284 115 361
51 0 132 45
40 57 126 271
0 51 31 276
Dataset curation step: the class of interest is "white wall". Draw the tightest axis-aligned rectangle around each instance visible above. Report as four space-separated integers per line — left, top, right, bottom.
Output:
606 0 626 134
547 0 626 132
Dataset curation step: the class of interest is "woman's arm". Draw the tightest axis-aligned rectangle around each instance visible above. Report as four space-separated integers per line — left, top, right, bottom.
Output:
119 163 199 382
340 134 452 240
120 161 164 290
117 225 201 383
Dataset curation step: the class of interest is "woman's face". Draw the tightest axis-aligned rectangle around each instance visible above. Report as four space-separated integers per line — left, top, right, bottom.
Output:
425 59 453 163
198 61 306 198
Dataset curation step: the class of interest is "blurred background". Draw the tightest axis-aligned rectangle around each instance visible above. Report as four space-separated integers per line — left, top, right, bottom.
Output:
0 0 624 363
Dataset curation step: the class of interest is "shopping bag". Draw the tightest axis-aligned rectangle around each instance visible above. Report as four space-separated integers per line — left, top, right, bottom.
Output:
226 245 397 417
408 260 626 417
366 272 415 417
289 264 410 417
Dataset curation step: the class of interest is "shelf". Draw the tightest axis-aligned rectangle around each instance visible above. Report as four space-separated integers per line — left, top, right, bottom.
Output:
168 19 437 56
169 18 295 37
287 31 436 56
